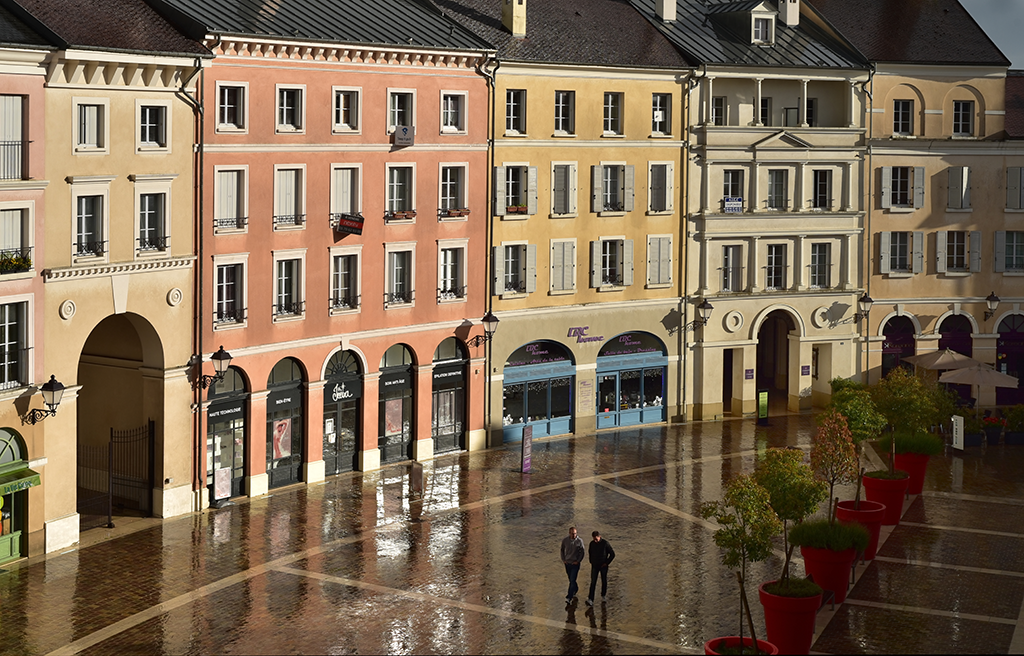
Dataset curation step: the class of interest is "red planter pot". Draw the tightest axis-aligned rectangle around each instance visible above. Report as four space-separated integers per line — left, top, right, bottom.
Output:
758 581 822 655
704 636 779 655
835 500 886 560
799 546 856 604
893 453 930 495
862 473 910 526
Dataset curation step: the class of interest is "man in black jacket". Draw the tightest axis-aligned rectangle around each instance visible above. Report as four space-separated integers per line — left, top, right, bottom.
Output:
585 531 615 605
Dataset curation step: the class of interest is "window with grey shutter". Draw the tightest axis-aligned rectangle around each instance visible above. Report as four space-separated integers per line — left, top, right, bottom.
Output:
552 165 569 215
935 231 947 273
492 245 504 295
880 167 892 209
970 231 982 272
648 236 671 285
624 165 635 212
591 166 602 213
912 231 924 273
527 166 539 215
1004 231 1024 271
879 231 892 274
913 167 926 209
622 239 634 286
650 165 667 212
493 167 506 216
590 240 601 287
1007 168 1023 210
551 241 575 291
995 231 1006 272
525 244 537 293
948 167 970 209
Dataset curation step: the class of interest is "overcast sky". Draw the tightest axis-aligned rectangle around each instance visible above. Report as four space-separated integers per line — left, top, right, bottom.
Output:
962 0 1024 68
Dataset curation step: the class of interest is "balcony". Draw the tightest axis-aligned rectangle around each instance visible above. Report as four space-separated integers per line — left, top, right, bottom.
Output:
214 308 246 325
273 300 305 317
329 294 360 311
384 209 416 221
602 202 624 213
0 141 26 180
505 205 528 215
273 214 305 227
384 290 414 307
503 280 527 294
438 208 470 219
437 285 466 302
137 235 169 252
74 240 106 258
214 216 248 230
601 274 624 287
0 247 32 274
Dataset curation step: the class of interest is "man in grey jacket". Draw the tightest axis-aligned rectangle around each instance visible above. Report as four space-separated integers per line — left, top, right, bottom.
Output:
560 526 586 603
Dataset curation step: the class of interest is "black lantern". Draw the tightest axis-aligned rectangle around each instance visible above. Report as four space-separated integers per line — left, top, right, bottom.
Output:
854 293 873 322
28 375 65 424
985 292 1000 320
192 346 233 390
696 299 714 326
471 312 500 346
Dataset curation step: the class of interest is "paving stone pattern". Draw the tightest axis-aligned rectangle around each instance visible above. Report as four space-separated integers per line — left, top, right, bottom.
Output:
1 416 1023 654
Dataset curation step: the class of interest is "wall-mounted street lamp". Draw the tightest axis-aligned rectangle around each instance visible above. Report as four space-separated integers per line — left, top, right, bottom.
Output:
853 293 874 322
469 312 500 347
685 298 715 331
985 292 1000 320
27 375 65 424
191 345 233 390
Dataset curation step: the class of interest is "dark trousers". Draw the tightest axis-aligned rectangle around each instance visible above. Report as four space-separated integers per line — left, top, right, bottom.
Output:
564 563 580 599
588 564 608 600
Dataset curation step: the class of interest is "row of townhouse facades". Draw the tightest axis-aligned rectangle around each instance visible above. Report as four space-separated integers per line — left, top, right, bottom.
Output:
0 0 1021 562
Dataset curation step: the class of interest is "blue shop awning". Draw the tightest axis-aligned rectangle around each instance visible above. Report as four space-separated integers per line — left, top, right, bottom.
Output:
0 468 40 496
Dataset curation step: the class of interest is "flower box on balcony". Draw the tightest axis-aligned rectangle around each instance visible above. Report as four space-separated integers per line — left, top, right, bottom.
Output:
440 208 470 218
389 210 416 220
506 205 528 214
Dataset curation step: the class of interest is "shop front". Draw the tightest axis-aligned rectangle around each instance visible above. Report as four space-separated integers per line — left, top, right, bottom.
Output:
502 340 575 442
0 429 38 564
323 351 362 476
595 332 668 429
266 358 304 489
379 344 414 464
432 338 467 454
206 366 248 500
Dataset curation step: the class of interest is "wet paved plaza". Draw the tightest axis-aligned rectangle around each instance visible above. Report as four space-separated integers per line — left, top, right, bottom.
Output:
2 415 1024 655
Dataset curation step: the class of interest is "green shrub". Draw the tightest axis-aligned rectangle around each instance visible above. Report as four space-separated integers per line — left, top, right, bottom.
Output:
788 518 869 552
864 468 909 480
1005 405 1024 432
878 431 945 456
830 377 865 394
762 577 823 598
829 388 886 445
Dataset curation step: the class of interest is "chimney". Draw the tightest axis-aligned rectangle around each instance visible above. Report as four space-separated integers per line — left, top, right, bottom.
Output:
655 0 676 22
502 0 527 38
780 0 800 27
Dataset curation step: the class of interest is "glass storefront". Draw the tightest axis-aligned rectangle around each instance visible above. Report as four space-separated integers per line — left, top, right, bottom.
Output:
207 366 247 500
323 351 362 476
0 429 37 564
596 332 667 428
379 344 414 463
432 338 466 454
266 358 304 489
502 341 575 442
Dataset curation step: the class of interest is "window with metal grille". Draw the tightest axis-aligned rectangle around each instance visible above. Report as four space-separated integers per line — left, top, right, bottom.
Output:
505 166 526 208
953 100 974 136
603 165 622 211
138 193 165 251
893 100 912 135
275 168 303 226
215 263 243 323
332 254 358 309
506 89 526 133
722 245 743 292
389 251 412 303
439 248 463 299
813 170 832 209
601 239 622 286
504 245 524 292
891 166 911 207
440 166 463 210
810 243 830 288
216 170 245 230
766 244 787 289
76 195 103 256
275 259 302 316
603 92 623 135
388 166 413 213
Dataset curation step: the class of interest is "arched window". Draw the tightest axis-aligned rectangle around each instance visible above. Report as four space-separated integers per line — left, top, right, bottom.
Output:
433 337 466 363
0 429 25 471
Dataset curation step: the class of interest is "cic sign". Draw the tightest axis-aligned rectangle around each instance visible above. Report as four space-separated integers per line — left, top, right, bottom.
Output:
567 326 604 344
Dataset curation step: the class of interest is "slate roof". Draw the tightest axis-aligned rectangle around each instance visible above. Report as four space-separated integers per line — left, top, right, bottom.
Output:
628 0 863 69
433 0 691 68
0 2 48 47
3 0 207 55
149 0 492 51
1006 71 1024 139
806 0 1009 66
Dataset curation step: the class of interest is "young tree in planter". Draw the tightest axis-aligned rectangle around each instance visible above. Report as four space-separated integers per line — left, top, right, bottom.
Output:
811 409 859 523
753 448 827 589
701 474 782 654
871 367 936 475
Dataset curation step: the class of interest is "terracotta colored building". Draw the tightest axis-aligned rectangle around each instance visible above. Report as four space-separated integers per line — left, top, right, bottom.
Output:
151 0 493 503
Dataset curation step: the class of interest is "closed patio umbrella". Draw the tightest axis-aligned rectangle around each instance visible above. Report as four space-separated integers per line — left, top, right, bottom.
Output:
903 348 981 371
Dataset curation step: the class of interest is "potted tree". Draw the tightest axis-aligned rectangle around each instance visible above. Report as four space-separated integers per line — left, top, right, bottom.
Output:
700 474 781 655
982 414 1005 446
792 409 869 603
1005 405 1024 445
753 448 827 655
878 431 945 495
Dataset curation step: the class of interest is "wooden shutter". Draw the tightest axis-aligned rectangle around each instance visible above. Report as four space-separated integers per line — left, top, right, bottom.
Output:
912 231 924 273
935 231 947 273
650 165 666 212
569 164 578 214
527 166 538 215
525 244 537 293
492 246 504 295
963 167 971 209
947 167 963 209
665 162 675 212
970 230 982 272
880 167 892 209
590 240 601 287
1008 168 1022 210
624 165 635 212
551 241 564 290
879 232 891 274
567 241 576 290
622 239 634 286
591 166 601 213
552 165 568 215
995 231 1006 272
493 166 506 216
913 167 926 209
659 237 672 284
0 95 21 142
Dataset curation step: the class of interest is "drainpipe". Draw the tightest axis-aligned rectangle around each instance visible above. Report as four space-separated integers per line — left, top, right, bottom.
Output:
681 64 705 421
477 53 499 447
862 63 875 384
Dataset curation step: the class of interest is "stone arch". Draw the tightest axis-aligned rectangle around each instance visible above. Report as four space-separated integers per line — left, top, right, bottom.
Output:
933 310 980 336
942 84 986 135
320 344 369 380
885 83 926 136
749 304 805 341
379 343 416 371
875 310 923 337
0 428 27 466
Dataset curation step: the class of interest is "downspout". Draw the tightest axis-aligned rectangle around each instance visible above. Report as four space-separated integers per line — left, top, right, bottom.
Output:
477 52 499 446
861 63 875 383
681 64 705 421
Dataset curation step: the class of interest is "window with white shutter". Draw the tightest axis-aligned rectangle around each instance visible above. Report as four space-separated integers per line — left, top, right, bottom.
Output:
647 236 672 286
550 240 576 292
274 168 304 227
215 169 246 231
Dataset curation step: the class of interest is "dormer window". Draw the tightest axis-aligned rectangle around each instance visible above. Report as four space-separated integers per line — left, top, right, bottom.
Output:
753 16 773 44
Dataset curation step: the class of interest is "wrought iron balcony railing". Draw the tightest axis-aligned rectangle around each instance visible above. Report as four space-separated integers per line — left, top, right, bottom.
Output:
137 235 169 251
0 140 26 180
214 308 246 324
0 247 32 274
437 285 466 302
74 240 106 258
273 300 305 317
214 216 248 230
503 280 527 294
384 290 414 307
273 213 305 227
329 294 360 311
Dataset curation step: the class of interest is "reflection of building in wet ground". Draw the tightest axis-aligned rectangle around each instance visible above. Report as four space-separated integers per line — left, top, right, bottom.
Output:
1 415 1023 654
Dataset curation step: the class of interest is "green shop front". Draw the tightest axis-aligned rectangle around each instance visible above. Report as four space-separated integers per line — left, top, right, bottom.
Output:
0 430 39 564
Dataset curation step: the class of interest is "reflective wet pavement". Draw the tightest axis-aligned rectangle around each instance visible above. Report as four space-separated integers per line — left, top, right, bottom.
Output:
2 416 1023 655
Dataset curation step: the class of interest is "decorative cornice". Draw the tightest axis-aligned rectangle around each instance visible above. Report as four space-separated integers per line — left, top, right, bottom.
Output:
0 179 49 191
206 37 486 70
43 256 195 282
45 52 201 90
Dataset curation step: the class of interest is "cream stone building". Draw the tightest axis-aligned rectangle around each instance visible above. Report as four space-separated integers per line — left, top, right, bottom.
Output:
7 0 208 554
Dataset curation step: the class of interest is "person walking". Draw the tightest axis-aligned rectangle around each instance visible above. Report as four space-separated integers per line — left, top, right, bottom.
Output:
560 526 585 603
585 530 615 605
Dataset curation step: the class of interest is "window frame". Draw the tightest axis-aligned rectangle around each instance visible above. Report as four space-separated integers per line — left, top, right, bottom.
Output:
766 169 787 211
760 97 772 126
213 252 249 329
275 85 306 133
603 92 624 136
215 82 248 133
72 96 110 155
438 162 468 218
0 295 32 392
711 96 727 126
723 169 744 201
384 241 417 308
646 234 673 287
0 201 35 278
550 162 578 217
387 88 416 134
213 165 248 234
953 100 975 137
332 86 361 134
437 238 468 303
272 248 306 321
496 241 534 296
385 163 416 221
890 231 911 273
765 243 788 290
752 16 773 44
273 164 306 230
505 89 527 135
329 244 362 315
722 244 744 293
812 169 833 210
1005 231 1024 272
136 99 171 153
893 99 913 136
549 238 577 294
68 175 114 264
651 93 671 136
592 236 633 289
809 242 831 289
330 163 362 222
554 90 575 136
131 173 176 258
439 90 467 134
648 161 674 214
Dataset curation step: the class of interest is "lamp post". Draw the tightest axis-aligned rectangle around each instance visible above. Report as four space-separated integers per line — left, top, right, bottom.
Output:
985 292 1000 320
853 293 873 322
685 298 714 332
470 311 500 346
192 345 233 390
27 375 65 424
